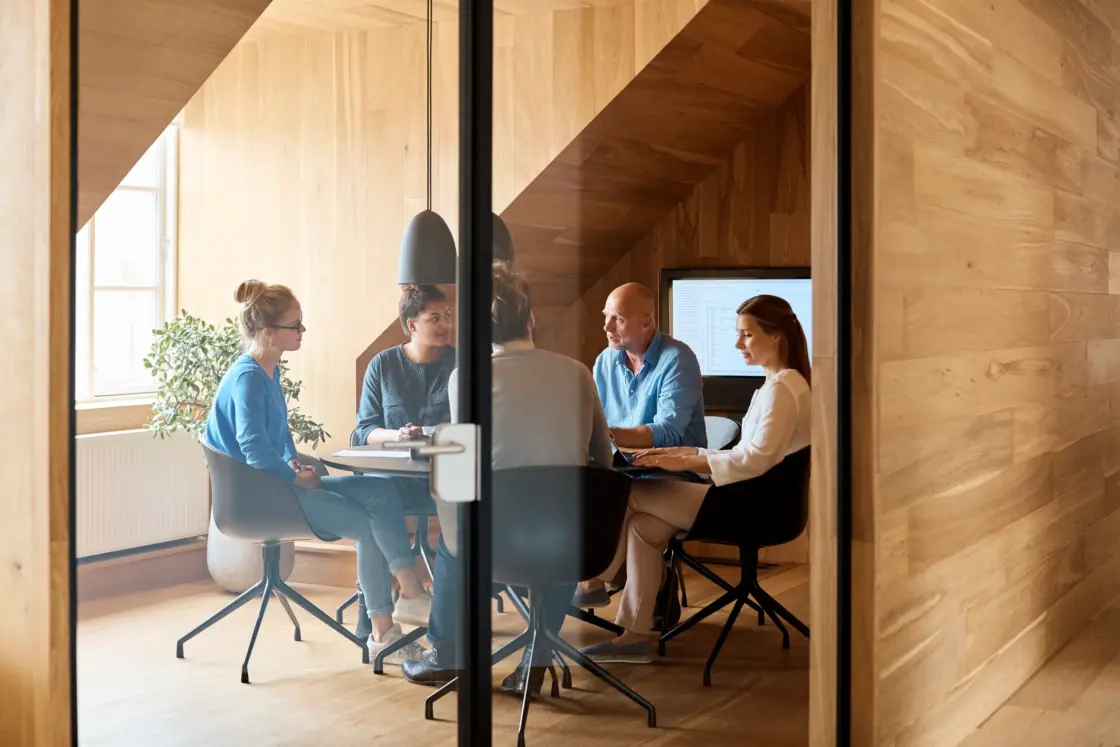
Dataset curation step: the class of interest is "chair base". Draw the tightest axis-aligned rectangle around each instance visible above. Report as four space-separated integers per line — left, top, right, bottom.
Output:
425 586 657 745
176 543 369 683
660 542 809 686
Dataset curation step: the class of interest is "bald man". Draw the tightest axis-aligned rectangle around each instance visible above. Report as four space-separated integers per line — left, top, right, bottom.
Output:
594 282 706 453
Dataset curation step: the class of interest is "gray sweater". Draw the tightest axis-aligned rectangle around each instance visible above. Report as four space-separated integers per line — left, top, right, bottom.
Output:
440 342 612 556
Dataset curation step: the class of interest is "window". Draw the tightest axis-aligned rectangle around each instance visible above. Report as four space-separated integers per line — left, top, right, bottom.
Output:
76 121 179 401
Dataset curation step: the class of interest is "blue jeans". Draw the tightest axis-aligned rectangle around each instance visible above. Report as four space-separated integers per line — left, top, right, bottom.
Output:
295 475 413 618
428 536 575 667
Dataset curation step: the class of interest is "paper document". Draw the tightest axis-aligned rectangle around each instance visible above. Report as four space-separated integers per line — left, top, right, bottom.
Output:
331 448 413 459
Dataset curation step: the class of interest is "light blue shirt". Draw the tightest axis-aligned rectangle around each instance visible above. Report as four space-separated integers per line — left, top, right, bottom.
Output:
592 331 707 449
205 354 298 483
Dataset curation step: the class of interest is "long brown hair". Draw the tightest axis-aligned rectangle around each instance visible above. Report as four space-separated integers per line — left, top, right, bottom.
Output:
736 294 810 385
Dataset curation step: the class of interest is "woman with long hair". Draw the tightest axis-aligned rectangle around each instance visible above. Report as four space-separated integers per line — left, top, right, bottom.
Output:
577 294 811 663
204 280 430 666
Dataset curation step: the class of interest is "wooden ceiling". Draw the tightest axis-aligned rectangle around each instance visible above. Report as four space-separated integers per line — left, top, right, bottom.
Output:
248 0 639 35
79 0 272 225
504 0 811 306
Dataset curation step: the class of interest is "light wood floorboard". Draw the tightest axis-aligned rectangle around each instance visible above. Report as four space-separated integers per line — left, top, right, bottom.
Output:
77 564 809 747
960 595 1120 747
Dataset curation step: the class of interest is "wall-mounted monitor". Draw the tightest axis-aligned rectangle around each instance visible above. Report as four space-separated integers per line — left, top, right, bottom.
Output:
659 267 812 412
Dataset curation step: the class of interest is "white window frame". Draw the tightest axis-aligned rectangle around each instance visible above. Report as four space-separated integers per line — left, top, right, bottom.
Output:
75 120 180 403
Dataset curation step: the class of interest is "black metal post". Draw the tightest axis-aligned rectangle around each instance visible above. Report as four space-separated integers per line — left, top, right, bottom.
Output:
457 0 494 743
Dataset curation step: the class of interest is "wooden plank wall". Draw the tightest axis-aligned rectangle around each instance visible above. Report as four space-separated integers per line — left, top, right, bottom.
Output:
865 0 1120 744
177 0 707 452
0 0 73 743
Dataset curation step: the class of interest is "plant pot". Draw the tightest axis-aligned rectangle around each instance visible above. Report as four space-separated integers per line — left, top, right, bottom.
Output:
205 512 295 593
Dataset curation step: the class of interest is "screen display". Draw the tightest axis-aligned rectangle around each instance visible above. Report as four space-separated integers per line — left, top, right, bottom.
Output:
669 277 812 377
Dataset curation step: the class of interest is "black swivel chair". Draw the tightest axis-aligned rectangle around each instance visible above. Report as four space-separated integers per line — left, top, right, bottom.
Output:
424 466 657 746
659 447 811 686
176 442 369 683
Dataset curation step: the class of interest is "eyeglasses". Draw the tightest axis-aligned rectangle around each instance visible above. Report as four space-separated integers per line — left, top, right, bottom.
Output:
268 319 304 331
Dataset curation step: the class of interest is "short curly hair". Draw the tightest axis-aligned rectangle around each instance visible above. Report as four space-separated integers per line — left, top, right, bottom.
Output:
398 285 447 336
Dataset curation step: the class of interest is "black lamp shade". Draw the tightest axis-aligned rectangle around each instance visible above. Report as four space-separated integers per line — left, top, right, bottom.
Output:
398 209 457 285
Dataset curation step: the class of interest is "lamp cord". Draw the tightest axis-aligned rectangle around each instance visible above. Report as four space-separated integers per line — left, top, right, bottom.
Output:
426 0 433 212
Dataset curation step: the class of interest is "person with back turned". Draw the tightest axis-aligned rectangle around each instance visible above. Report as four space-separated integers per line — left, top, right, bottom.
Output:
402 262 613 698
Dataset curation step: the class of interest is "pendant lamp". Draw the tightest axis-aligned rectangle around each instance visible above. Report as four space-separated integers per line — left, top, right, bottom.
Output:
398 0 457 285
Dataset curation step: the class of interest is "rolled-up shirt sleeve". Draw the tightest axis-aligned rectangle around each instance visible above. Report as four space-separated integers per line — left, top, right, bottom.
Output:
354 356 384 445
232 372 297 483
707 381 800 487
648 353 703 448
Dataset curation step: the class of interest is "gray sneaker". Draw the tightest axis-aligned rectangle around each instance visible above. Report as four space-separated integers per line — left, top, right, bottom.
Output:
578 638 653 664
572 586 611 609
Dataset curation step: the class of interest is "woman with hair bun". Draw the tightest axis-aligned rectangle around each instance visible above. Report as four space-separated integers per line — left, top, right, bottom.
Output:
205 280 431 666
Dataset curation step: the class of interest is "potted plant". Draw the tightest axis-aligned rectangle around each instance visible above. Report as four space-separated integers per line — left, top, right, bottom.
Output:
144 311 330 592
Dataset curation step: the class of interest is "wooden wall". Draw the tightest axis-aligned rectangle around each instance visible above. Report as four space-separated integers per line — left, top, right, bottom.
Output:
862 0 1120 745
0 0 73 743
177 0 707 451
808 0 837 743
533 84 811 366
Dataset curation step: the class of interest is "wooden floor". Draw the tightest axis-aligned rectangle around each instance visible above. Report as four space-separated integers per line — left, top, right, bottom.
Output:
961 595 1120 747
76 564 810 747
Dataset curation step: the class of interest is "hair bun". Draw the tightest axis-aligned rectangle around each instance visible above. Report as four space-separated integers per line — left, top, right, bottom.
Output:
234 279 268 305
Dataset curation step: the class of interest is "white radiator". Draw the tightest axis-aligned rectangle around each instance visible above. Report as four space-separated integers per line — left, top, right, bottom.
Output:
76 429 210 558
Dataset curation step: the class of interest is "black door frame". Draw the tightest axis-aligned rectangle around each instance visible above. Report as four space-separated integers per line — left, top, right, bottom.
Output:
455 0 495 743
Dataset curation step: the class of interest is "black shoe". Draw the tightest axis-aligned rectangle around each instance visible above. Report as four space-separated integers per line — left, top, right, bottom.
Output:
651 579 681 632
355 591 372 640
500 664 547 699
402 649 461 687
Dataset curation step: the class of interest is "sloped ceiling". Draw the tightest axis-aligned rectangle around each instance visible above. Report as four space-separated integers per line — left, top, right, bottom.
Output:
78 0 273 226
506 0 811 306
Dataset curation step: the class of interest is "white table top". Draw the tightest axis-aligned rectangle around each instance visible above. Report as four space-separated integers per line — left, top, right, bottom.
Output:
320 445 430 477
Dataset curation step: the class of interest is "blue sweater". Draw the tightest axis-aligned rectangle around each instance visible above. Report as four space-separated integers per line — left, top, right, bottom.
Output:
205 354 298 483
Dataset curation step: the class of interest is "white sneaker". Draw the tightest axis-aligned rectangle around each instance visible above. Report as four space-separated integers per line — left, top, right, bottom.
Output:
367 624 426 666
393 590 433 627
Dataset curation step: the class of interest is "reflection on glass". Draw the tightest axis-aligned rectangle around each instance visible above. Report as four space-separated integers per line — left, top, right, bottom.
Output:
92 289 158 395
75 224 92 401
93 190 160 287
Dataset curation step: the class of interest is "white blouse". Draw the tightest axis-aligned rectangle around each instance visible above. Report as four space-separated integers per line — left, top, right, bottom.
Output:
700 369 811 487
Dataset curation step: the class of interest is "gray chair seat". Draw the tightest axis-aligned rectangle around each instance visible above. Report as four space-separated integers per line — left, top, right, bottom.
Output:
175 441 369 683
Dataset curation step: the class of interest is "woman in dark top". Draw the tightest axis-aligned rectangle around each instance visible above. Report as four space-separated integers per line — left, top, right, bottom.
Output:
355 285 456 446
350 285 455 640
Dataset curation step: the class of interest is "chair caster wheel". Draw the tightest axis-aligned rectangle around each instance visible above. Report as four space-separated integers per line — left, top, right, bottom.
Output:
241 671 250 684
